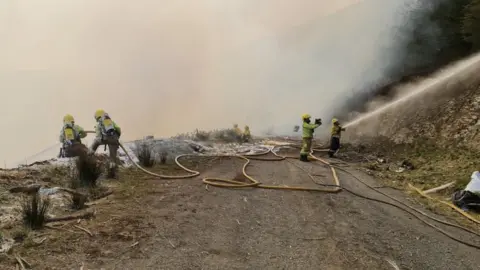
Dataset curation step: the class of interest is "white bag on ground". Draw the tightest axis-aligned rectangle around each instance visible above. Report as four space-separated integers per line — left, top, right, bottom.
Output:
465 171 480 193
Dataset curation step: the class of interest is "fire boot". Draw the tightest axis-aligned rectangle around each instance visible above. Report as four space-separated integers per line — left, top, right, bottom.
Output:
107 161 118 179
300 154 309 162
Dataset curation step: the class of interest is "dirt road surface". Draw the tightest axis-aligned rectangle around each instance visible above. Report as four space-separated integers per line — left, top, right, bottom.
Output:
8 154 480 269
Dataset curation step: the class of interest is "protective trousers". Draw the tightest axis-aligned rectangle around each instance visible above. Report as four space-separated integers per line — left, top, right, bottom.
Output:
329 136 340 157
300 137 313 161
91 135 119 167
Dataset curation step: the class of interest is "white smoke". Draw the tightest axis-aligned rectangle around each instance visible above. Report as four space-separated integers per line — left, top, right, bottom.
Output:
0 0 423 166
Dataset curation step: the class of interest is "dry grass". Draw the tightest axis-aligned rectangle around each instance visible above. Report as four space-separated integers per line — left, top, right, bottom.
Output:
69 154 103 189
406 189 480 231
194 130 210 141
111 168 154 201
38 165 70 186
213 129 240 143
22 194 50 230
134 142 155 167
347 138 480 227
78 155 102 187
173 128 241 143
66 154 108 208
346 139 479 191
71 193 87 210
159 151 168 164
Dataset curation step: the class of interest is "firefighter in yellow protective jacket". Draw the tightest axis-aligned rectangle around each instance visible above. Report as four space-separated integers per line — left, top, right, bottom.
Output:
59 114 88 158
233 124 243 142
243 125 251 142
329 118 345 158
300 114 321 162
89 109 122 176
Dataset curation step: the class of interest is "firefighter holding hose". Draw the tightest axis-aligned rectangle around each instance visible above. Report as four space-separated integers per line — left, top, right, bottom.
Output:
59 114 88 158
89 109 122 177
243 125 251 142
329 118 345 158
233 123 243 142
300 114 322 162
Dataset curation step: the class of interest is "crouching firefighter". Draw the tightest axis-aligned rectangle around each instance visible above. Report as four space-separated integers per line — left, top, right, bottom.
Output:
300 114 321 162
328 118 345 158
58 114 87 158
89 109 122 177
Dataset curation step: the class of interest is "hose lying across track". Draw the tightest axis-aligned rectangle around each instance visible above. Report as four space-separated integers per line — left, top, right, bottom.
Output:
118 142 480 249
119 143 341 192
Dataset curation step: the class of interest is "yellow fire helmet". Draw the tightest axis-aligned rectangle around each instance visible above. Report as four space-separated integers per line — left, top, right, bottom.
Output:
63 114 74 123
302 114 311 120
332 118 339 124
94 109 105 120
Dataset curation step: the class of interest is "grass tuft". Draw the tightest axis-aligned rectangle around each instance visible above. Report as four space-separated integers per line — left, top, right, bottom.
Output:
70 154 102 188
135 142 155 167
173 128 242 143
22 194 50 230
71 193 87 210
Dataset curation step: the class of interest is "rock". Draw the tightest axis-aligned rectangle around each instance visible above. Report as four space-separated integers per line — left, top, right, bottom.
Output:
400 160 414 170
0 237 13 253
102 250 114 256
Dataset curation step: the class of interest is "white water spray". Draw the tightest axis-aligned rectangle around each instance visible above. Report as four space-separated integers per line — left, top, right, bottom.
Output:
344 52 480 128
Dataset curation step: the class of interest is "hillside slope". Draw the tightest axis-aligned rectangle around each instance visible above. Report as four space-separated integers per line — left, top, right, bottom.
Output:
345 59 480 149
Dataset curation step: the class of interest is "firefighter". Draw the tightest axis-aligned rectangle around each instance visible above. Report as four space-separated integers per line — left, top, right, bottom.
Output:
59 114 88 158
89 109 122 177
300 114 321 162
329 118 345 158
233 124 243 142
243 125 251 142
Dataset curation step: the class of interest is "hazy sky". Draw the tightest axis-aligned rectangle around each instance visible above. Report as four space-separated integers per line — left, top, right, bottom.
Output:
0 0 413 166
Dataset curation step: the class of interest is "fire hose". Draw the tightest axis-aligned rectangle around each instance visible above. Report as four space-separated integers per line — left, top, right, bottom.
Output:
118 143 341 192
116 141 480 249
51 132 479 249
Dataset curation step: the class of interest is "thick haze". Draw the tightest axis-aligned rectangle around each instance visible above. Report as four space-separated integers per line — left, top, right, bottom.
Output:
0 0 416 166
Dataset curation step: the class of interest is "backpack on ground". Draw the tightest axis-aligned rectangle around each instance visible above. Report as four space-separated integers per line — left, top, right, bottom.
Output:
452 190 480 212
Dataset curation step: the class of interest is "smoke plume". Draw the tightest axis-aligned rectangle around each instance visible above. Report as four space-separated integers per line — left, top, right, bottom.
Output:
0 0 421 166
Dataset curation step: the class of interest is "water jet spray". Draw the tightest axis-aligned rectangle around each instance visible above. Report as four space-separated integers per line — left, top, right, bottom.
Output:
344 53 480 128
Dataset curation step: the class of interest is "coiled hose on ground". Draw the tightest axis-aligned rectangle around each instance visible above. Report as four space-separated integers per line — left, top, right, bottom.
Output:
119 143 341 192
19 135 480 249
118 141 480 249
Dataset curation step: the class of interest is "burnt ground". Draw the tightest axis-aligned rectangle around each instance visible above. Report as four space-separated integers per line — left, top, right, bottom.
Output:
3 152 480 270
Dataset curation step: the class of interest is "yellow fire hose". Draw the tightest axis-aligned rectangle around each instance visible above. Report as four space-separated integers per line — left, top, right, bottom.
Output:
408 183 480 225
77 133 480 249
118 143 341 193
